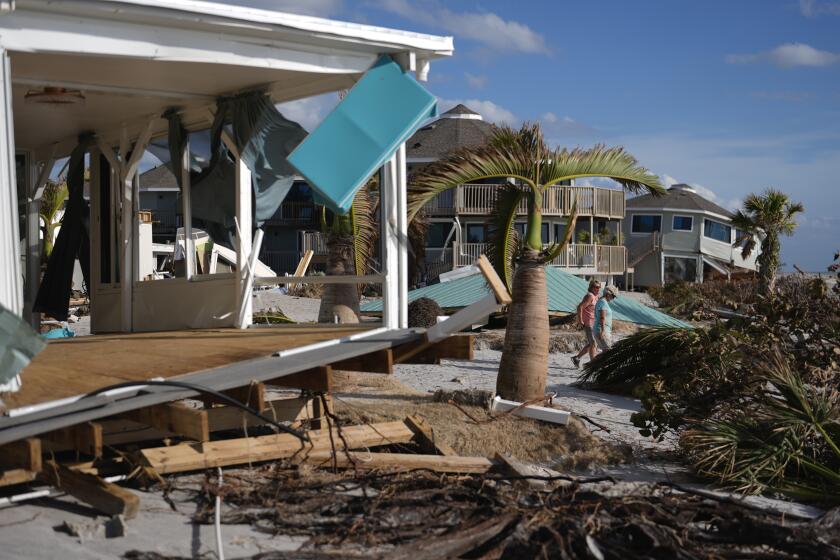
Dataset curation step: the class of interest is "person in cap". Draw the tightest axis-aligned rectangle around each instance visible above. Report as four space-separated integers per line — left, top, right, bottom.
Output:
571 279 601 368
593 285 618 351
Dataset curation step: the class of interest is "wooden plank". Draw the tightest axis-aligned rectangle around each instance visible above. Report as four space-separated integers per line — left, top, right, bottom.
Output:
122 402 209 442
268 365 332 392
299 451 494 474
203 382 266 410
140 420 414 474
331 349 393 374
310 393 332 430
208 396 313 433
40 461 140 519
288 250 314 291
476 254 512 305
0 438 42 472
43 422 103 457
493 453 560 491
0 468 38 487
404 415 457 456
399 335 474 364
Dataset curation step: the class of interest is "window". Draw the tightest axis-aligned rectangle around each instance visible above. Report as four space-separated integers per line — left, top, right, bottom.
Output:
672 215 693 231
426 222 451 248
511 222 548 243
466 224 486 243
514 222 526 237
703 219 731 243
553 222 568 243
542 223 550 244
664 256 698 284
735 228 750 249
631 214 661 233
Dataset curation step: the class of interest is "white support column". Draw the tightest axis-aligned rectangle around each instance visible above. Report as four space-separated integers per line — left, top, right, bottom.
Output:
181 139 194 279
395 143 409 329
26 151 53 329
88 147 101 295
0 48 22 315
381 156 400 330
119 172 133 331
235 155 253 328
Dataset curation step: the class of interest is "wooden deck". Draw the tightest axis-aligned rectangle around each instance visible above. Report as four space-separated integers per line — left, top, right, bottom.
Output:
2 326 371 411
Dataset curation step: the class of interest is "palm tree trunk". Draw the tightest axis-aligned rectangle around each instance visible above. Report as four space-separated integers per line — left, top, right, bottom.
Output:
758 233 780 295
317 235 360 323
495 250 550 401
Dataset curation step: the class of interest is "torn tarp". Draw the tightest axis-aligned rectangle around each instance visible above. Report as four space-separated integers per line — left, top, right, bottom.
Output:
0 303 47 394
288 56 438 214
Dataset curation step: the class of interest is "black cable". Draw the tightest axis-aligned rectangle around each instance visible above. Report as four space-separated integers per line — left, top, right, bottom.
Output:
85 380 309 442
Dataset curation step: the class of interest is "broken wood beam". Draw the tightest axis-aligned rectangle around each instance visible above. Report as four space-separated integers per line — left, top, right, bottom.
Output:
330 348 394 374
140 420 415 474
40 461 140 519
476 254 512 305
405 415 457 456
493 453 561 491
268 366 332 392
42 422 103 457
121 402 209 442
299 451 494 474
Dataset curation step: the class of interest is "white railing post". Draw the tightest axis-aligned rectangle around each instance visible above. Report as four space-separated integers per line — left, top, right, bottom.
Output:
181 138 194 280
0 48 22 315
235 155 252 329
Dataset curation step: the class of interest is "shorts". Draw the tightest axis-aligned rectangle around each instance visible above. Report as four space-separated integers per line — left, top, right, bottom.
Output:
595 332 612 351
583 326 596 345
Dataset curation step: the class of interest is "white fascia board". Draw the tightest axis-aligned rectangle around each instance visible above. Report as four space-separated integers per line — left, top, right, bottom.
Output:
14 0 453 58
626 207 733 222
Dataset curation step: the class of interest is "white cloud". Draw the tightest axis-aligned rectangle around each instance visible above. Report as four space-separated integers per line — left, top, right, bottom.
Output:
276 93 339 131
800 0 840 16
464 72 488 89
438 98 518 125
222 0 344 17
376 0 549 55
726 43 840 68
542 112 558 124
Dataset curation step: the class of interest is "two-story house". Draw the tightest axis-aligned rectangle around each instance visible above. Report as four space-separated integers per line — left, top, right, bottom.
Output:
412 104 627 283
623 183 759 288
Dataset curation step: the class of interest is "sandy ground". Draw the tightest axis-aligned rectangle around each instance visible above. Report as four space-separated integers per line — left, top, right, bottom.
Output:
253 290 321 323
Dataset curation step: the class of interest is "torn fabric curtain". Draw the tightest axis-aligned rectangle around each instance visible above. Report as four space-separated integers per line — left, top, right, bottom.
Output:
288 55 438 214
33 135 93 321
163 93 307 246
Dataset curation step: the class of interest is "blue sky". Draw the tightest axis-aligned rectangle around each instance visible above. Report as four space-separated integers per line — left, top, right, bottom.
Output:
242 0 840 271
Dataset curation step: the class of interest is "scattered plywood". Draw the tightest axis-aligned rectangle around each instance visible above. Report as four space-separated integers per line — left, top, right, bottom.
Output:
405 415 457 456
43 422 103 457
299 451 494 474
40 461 140 519
140 420 415 474
122 402 209 442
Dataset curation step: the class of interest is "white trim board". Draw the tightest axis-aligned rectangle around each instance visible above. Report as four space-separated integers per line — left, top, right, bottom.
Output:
626 207 733 223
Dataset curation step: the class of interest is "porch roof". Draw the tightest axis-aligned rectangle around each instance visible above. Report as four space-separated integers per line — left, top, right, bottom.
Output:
2 0 453 158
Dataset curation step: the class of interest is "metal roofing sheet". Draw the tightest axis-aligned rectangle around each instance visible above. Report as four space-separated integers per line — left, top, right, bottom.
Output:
361 268 689 328
288 56 438 214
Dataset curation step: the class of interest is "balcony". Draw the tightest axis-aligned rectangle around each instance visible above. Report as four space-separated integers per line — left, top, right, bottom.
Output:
263 201 318 225
452 242 625 275
423 184 625 219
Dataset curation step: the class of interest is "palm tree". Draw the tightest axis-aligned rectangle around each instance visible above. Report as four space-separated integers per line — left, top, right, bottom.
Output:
39 179 69 262
731 189 804 295
408 123 664 401
317 187 376 323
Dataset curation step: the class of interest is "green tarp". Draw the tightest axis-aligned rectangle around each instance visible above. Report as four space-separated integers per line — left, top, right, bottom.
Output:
360 268 690 328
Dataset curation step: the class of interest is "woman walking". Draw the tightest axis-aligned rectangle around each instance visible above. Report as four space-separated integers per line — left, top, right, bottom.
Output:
572 280 601 368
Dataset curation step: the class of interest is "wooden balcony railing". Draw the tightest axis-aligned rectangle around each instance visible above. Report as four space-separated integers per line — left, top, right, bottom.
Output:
452 242 625 275
300 231 328 256
424 184 625 219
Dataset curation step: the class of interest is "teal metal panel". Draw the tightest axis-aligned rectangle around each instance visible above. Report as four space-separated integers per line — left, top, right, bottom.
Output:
287 56 438 214
361 268 689 328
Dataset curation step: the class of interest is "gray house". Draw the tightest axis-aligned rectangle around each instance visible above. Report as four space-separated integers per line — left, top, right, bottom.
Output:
623 184 759 288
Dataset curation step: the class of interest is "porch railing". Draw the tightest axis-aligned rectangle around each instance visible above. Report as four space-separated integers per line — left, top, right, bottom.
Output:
452 242 625 274
424 184 625 219
300 231 328 256
264 201 318 224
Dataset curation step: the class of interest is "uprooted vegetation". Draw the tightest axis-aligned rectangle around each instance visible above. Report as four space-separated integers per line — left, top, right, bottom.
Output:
579 260 840 504
648 275 760 320
126 468 840 559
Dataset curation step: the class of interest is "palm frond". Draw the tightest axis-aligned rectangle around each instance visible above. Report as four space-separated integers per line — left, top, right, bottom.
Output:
542 200 578 264
350 186 377 276
540 145 665 195
485 185 526 290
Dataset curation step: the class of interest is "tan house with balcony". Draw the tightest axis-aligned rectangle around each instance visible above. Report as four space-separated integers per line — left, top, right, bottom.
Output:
623 184 759 288
411 104 627 282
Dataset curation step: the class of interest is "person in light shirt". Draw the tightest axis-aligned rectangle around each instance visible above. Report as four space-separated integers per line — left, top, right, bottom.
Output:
571 280 601 368
593 285 618 351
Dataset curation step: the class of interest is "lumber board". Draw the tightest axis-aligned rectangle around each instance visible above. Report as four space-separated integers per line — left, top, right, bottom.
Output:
140 420 415 474
288 250 314 291
0 468 38 487
0 438 42 472
405 415 457 456
122 402 209 442
40 461 140 519
399 335 474 364
43 422 103 457
493 453 560 491
309 393 332 430
268 366 333 392
299 451 494 474
204 382 266 409
476 254 512 305
331 349 393 374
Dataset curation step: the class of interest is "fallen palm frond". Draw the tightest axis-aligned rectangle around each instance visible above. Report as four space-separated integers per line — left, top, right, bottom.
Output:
682 351 840 505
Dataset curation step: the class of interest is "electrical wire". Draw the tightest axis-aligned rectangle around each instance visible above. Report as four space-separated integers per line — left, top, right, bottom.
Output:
85 380 309 441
